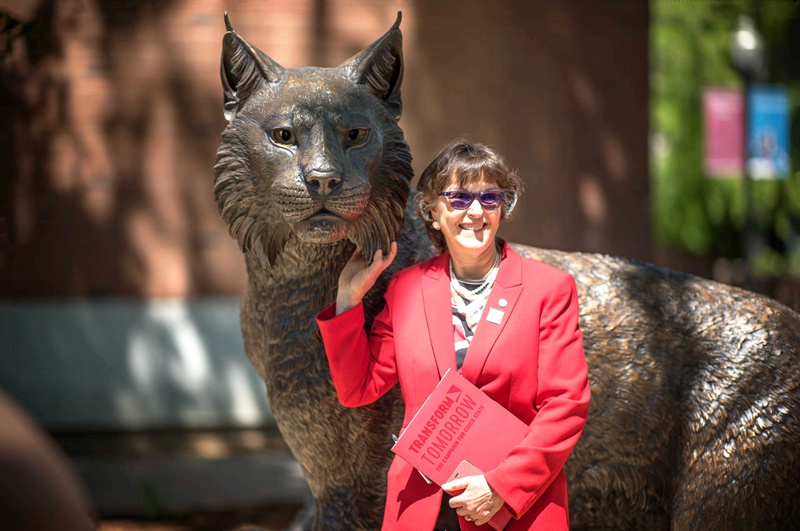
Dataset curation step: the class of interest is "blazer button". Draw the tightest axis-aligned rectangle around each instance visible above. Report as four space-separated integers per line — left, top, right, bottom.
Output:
498 298 508 308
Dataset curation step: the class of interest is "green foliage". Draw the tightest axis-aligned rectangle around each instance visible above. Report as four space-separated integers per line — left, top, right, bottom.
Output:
651 0 800 279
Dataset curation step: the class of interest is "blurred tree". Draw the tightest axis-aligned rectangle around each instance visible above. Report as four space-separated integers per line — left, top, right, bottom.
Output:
652 0 800 281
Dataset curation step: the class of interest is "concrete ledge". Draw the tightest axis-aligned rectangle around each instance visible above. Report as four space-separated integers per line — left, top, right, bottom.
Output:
0 298 273 430
75 452 309 516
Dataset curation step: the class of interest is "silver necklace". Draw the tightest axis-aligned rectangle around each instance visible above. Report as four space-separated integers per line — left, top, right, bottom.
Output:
449 252 501 302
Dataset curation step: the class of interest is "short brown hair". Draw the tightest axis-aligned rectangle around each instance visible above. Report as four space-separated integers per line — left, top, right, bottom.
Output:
414 138 522 252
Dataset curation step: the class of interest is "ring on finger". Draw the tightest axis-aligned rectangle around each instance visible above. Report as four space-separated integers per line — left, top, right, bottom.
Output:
465 515 474 522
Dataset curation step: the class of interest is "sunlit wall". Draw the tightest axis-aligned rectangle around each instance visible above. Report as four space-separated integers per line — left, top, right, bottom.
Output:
0 0 648 430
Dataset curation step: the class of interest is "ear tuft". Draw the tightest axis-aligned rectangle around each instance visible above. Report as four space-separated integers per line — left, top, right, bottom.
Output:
339 12 404 121
220 14 285 122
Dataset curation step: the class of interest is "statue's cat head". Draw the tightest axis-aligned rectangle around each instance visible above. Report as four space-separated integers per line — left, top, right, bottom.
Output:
213 13 412 270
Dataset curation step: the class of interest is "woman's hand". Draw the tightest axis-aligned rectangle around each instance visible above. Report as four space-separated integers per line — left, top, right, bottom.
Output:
336 242 397 315
443 474 505 526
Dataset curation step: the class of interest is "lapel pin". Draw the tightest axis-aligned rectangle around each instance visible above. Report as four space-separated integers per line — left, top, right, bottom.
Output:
486 307 504 324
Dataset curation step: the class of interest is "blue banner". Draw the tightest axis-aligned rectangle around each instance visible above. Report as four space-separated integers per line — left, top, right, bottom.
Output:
748 85 790 179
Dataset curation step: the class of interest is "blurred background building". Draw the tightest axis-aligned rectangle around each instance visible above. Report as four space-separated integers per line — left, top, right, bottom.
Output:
0 0 797 527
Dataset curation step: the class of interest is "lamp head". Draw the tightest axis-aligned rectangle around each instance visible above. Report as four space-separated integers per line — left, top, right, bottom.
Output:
730 16 765 80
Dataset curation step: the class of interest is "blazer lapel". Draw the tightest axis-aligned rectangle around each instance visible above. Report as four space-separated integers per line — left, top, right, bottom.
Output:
461 244 523 383
422 254 456 379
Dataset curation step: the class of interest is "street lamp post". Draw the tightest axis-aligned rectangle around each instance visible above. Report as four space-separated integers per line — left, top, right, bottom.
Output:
730 15 765 288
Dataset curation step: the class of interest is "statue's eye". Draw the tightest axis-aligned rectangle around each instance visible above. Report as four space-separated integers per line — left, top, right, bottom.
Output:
346 128 369 147
270 128 295 145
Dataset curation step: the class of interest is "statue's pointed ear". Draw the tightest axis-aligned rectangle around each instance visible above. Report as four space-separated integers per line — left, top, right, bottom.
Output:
220 13 285 122
339 12 404 121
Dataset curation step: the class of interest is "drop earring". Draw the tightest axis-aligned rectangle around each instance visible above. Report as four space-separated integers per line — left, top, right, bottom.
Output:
432 221 440 230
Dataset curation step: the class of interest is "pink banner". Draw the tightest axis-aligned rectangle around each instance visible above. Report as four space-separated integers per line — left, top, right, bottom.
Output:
703 88 743 178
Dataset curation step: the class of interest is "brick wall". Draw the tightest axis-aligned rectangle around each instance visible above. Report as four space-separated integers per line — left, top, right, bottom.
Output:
0 0 649 298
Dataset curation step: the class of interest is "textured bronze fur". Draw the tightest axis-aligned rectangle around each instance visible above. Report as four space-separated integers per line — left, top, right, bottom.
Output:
214 14 435 529
214 14 800 531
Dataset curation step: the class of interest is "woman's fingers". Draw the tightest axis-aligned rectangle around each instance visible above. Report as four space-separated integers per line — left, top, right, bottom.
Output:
446 475 503 524
336 243 398 315
367 242 397 277
385 241 398 266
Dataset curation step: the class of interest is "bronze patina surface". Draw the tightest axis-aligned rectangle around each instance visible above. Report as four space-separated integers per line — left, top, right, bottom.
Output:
214 14 800 530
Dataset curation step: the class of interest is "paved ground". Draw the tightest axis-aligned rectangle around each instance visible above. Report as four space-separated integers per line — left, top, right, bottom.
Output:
53 429 309 531
98 503 302 531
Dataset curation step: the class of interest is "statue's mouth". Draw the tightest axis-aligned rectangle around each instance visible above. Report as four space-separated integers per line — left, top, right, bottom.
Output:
293 209 349 243
307 210 341 229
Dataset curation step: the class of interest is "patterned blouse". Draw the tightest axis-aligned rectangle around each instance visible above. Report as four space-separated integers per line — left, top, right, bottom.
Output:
452 278 492 370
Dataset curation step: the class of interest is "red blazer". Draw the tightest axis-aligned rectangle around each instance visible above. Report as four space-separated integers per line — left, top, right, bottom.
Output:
317 243 590 531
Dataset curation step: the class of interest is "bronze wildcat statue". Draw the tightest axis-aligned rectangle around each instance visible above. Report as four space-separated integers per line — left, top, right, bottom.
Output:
214 13 800 531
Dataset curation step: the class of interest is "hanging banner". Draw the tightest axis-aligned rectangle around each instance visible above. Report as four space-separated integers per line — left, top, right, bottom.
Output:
703 88 744 178
748 85 790 180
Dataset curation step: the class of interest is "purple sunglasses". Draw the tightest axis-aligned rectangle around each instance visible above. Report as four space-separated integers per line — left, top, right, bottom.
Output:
439 190 513 211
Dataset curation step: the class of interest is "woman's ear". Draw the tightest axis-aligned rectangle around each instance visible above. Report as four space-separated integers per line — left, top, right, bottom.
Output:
428 201 442 223
502 191 518 220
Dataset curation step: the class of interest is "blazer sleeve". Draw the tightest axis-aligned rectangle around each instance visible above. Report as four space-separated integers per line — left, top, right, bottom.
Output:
483 273 590 519
316 276 400 408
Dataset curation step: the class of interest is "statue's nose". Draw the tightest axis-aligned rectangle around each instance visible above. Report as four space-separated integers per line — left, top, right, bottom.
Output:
305 170 342 196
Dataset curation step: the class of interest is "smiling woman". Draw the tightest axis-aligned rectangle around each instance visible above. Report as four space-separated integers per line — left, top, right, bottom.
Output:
415 140 523 258
319 138 590 530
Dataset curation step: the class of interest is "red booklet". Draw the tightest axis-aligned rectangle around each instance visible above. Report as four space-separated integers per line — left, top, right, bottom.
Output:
392 369 529 529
